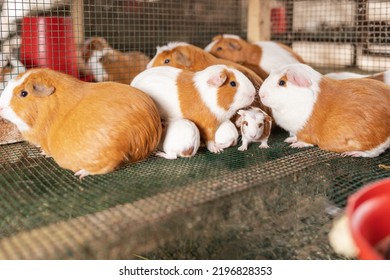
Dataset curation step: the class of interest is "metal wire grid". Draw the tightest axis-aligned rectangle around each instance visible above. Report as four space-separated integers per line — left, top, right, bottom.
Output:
0 130 389 259
271 0 390 73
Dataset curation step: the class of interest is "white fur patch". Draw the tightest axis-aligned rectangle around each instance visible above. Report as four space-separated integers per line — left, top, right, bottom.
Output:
204 34 242 52
215 120 238 148
259 63 322 135
324 72 368 80
257 41 302 74
350 136 390 157
382 71 390 85
147 42 189 69
130 66 183 119
0 71 31 131
194 65 254 121
88 48 110 82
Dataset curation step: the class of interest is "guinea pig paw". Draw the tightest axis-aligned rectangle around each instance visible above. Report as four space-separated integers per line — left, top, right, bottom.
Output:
155 151 178 160
207 142 224 154
341 151 368 158
259 142 270 149
238 145 248 151
74 169 90 179
284 136 297 143
289 141 313 148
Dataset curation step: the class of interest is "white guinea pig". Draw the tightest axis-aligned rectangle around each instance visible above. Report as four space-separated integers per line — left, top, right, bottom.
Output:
131 64 255 153
156 118 200 159
215 120 238 149
259 63 390 157
235 106 272 151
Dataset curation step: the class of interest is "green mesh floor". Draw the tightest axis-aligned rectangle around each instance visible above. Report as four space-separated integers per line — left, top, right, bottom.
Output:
0 129 389 259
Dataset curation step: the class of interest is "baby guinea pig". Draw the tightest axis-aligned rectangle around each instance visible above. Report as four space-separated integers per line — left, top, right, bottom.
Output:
205 34 304 80
131 64 255 153
259 63 390 157
215 120 239 149
156 118 200 159
235 106 272 151
0 68 162 177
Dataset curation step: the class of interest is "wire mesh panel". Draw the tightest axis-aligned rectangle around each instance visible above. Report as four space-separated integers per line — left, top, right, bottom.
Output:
271 0 390 73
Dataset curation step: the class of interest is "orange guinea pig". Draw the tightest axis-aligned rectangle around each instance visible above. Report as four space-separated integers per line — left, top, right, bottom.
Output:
259 63 390 157
0 68 162 177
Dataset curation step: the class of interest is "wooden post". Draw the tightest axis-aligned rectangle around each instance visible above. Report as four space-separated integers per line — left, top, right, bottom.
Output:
71 0 86 74
247 0 271 42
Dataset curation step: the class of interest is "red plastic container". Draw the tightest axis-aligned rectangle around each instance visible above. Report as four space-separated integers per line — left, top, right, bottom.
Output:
20 17 79 77
347 178 390 260
271 7 286 34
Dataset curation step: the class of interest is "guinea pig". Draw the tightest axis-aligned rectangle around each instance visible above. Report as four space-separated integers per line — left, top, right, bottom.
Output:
131 64 255 153
215 120 239 149
325 70 390 85
156 118 200 159
204 34 305 80
235 106 272 151
147 41 270 116
0 68 162 177
259 63 390 157
82 37 151 84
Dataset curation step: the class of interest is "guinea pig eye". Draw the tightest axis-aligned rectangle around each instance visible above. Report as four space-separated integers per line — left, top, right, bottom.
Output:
164 59 170 64
216 47 222 51
278 80 286 87
243 121 248 126
20 90 28 98
230 81 237 87
258 123 263 128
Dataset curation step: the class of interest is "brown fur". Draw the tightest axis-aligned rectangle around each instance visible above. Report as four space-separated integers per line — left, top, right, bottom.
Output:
0 66 13 82
82 37 150 84
10 68 162 175
100 49 151 84
368 72 385 83
208 35 304 79
0 117 23 144
296 77 390 153
176 71 220 143
261 114 272 141
181 147 194 157
81 37 110 63
150 44 272 117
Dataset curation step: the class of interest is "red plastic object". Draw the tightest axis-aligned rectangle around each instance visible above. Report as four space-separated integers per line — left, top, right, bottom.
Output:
271 7 286 34
347 178 390 260
20 17 79 77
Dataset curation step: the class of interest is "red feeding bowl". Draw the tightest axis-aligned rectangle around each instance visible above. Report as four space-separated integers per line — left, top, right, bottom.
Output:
20 17 79 77
347 177 390 260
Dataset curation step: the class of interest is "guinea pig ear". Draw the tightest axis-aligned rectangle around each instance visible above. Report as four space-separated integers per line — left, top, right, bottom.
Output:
212 34 222 42
174 49 192 68
228 40 241 51
286 69 312 88
237 109 245 116
32 83 55 97
207 70 227 88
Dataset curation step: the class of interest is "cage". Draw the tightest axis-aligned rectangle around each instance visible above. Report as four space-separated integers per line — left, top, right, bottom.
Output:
0 0 388 260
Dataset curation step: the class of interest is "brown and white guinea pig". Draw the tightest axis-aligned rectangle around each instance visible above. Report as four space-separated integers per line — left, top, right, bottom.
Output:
156 118 200 159
0 68 162 177
325 70 390 85
204 34 304 80
147 41 270 117
82 37 151 84
131 64 255 153
259 63 390 157
235 106 272 151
